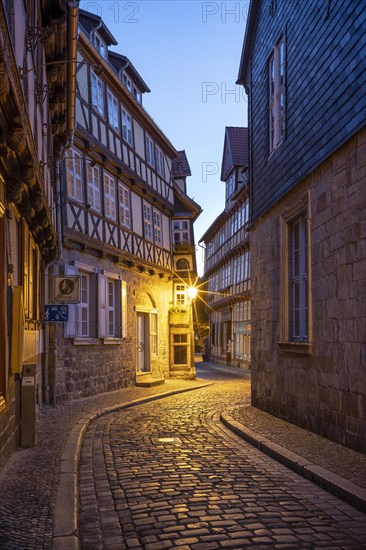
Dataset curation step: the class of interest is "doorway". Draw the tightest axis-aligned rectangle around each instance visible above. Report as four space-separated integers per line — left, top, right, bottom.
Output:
137 312 150 372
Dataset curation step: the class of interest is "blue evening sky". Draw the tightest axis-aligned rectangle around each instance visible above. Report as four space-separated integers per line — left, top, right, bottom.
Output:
80 0 249 275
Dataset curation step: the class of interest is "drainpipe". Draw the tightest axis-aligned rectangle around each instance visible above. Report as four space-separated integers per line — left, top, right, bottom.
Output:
66 1 79 142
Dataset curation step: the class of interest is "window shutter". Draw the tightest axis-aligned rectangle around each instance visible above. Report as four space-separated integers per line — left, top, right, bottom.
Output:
98 273 107 338
64 265 78 338
121 280 127 338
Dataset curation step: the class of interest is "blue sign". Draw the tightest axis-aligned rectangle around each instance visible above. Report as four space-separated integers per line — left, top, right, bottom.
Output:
44 304 69 322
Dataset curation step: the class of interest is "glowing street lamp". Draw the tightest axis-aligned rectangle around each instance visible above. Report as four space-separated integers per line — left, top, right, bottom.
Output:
187 286 198 301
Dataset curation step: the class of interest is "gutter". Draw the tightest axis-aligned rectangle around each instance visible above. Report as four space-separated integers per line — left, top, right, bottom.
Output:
66 1 79 142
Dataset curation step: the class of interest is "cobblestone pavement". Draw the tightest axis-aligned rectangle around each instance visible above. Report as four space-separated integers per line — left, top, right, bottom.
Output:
0 380 205 550
79 380 366 549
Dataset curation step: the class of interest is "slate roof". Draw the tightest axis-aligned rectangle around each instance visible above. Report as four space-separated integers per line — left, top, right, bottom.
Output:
172 150 192 178
221 127 249 181
79 9 118 46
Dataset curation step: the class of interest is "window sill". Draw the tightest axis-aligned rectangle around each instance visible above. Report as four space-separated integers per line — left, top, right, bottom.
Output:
102 338 123 345
73 338 100 346
278 342 312 355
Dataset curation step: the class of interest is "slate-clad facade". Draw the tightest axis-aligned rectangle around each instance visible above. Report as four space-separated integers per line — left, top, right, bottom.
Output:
240 0 365 223
238 0 366 452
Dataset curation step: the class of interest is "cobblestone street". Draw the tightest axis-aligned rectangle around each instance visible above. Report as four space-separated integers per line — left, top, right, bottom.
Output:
78 374 366 550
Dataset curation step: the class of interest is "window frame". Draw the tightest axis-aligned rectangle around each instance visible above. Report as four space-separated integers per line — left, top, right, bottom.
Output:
143 202 153 240
279 193 312 353
122 107 133 145
86 160 101 212
107 90 119 131
91 71 105 116
174 284 187 306
153 209 162 245
104 172 117 220
66 148 83 203
118 181 131 228
269 36 285 153
155 145 165 177
145 134 155 167
173 220 190 245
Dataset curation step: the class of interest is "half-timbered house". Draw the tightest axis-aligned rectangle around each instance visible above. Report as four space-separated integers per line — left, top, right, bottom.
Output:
0 0 77 469
237 0 365 451
54 10 200 400
200 127 250 368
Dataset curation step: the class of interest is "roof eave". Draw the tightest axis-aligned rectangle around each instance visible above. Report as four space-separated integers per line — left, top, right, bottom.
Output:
236 0 260 89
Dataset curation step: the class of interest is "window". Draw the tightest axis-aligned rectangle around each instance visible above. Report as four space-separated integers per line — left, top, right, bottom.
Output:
122 72 133 93
80 272 90 337
176 258 189 270
173 220 189 245
219 228 225 247
207 242 215 257
222 263 231 289
133 86 142 104
175 284 186 306
143 202 153 240
23 229 39 321
151 312 158 355
107 279 116 337
122 108 133 145
226 173 235 199
173 333 188 365
107 90 119 131
91 71 104 116
155 146 165 177
87 161 101 212
289 215 308 341
153 210 162 244
145 134 155 167
104 172 116 220
93 33 107 59
118 182 130 228
66 149 83 202
269 37 285 151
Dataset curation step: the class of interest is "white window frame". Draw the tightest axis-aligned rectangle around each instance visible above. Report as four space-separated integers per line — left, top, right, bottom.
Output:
107 90 119 131
104 172 116 220
80 272 90 337
269 37 285 152
107 278 116 338
155 145 165 177
145 134 155 167
174 284 187 306
91 71 104 116
87 161 101 212
143 202 153 240
153 209 162 244
122 108 133 145
118 181 131 228
66 149 83 202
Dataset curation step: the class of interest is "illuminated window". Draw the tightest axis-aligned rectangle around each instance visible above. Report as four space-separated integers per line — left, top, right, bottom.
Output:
175 284 186 305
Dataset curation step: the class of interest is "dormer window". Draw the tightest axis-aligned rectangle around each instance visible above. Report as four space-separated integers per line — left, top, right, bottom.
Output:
93 33 107 59
226 173 235 200
121 71 142 104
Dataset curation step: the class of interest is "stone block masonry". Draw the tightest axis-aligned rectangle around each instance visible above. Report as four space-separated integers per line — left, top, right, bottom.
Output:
250 127 366 453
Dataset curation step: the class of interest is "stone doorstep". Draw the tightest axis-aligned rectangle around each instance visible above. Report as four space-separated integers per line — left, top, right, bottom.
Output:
135 375 165 388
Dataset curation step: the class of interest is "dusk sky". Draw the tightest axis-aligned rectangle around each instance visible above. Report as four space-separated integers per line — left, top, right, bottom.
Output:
80 0 250 275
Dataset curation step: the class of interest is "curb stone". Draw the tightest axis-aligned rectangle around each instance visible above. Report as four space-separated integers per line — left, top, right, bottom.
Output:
221 412 366 513
52 382 213 549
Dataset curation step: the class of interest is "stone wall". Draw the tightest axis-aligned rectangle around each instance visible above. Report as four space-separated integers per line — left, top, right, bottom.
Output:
55 249 171 402
251 127 366 453
0 379 20 470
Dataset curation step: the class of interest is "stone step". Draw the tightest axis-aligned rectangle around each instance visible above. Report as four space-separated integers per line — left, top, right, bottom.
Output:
135 374 165 388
